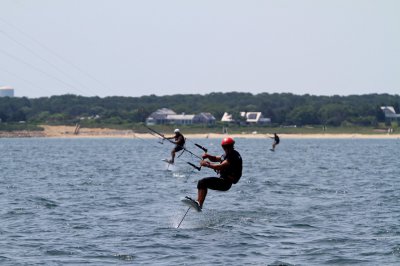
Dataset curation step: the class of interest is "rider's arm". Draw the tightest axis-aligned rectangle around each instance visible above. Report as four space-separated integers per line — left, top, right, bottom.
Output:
202 153 221 162
201 158 228 171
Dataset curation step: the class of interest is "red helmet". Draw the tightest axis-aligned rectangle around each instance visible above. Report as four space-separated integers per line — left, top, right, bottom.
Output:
221 137 235 146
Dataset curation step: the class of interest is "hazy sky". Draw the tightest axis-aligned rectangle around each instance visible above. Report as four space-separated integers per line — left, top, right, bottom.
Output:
0 0 399 98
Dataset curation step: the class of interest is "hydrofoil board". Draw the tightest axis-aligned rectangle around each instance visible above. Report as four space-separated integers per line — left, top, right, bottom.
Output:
181 196 202 212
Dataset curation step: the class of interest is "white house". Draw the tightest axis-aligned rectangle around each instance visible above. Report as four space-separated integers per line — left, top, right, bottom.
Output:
221 112 234 122
380 106 400 119
241 112 271 124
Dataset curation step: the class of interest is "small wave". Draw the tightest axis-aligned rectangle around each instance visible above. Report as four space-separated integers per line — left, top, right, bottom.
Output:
173 173 188 179
325 257 370 264
45 249 73 256
114 254 135 261
71 223 91 230
29 196 59 209
268 260 295 266
4 208 35 217
344 166 360 170
392 245 400 256
291 223 316 229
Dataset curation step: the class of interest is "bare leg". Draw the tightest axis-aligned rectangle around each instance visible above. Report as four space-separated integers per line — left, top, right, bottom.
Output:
197 188 207 208
170 150 176 164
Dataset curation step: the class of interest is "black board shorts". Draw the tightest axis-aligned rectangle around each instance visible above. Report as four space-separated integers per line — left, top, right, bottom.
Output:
197 177 232 191
173 145 183 152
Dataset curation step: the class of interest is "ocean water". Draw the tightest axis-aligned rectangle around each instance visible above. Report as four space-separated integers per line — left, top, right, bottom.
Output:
1 137 400 265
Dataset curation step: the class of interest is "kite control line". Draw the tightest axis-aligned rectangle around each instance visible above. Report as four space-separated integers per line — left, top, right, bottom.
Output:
177 206 191 228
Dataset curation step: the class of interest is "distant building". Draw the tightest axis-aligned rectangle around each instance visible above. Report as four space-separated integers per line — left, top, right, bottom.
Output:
167 114 195 125
146 108 177 125
221 111 271 124
380 106 400 118
0 86 14 97
380 106 400 121
241 112 271 124
221 112 234 123
146 109 216 125
193 112 216 125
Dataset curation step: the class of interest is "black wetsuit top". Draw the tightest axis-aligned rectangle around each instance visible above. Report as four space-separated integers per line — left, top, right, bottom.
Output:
174 134 185 152
220 150 242 184
274 134 280 144
197 149 243 191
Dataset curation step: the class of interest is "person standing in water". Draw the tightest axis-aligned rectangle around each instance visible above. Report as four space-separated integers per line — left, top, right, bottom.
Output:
184 137 242 211
164 129 185 164
269 133 280 151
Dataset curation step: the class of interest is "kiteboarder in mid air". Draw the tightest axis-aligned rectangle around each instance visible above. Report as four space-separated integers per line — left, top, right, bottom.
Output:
184 137 242 211
163 129 185 164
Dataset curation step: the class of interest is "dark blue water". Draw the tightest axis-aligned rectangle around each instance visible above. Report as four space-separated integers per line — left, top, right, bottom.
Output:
1 137 400 265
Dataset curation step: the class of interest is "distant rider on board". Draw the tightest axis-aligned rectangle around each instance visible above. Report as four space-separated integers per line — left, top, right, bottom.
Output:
270 133 280 152
164 129 185 164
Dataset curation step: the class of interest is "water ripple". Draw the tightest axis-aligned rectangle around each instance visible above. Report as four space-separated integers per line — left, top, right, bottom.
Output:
1 138 400 265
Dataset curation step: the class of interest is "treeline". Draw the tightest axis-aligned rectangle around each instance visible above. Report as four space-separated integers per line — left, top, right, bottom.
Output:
0 92 399 127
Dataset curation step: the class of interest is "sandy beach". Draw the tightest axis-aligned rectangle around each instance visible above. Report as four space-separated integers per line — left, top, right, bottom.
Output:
1 125 399 139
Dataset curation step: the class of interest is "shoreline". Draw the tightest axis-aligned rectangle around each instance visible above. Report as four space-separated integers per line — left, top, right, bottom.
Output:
0 125 399 139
